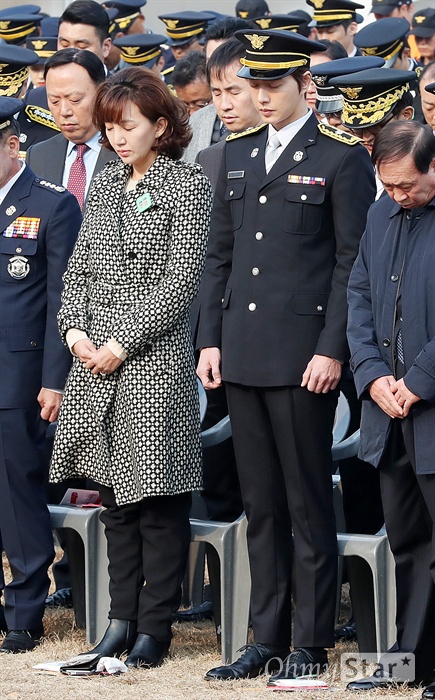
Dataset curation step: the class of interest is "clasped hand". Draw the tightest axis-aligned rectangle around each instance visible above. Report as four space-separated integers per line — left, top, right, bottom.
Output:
369 375 420 419
72 338 122 376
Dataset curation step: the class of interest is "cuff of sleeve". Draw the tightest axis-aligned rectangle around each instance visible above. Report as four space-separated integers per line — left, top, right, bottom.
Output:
66 329 89 355
42 387 64 395
107 338 128 361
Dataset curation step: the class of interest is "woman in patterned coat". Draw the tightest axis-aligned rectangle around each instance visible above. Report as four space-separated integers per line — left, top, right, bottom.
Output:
49 68 212 667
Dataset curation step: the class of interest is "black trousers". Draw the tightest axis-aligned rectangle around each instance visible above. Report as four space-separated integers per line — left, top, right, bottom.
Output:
0 407 54 629
226 383 338 649
379 418 435 677
98 485 191 643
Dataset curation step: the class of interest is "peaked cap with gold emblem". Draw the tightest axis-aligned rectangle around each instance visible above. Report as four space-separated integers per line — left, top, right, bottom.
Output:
25 36 57 64
235 0 269 20
253 13 310 32
0 44 38 97
354 17 410 67
235 28 326 80
410 8 435 38
0 12 44 45
102 0 145 34
158 11 215 46
0 95 24 132
329 67 414 127
369 0 413 18
113 33 167 66
306 0 364 28
311 55 385 114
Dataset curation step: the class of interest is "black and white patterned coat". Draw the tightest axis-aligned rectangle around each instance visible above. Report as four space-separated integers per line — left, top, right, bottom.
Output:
50 155 212 506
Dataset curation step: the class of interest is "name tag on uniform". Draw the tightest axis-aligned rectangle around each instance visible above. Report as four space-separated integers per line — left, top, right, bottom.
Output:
3 216 41 239
287 175 326 186
227 171 245 179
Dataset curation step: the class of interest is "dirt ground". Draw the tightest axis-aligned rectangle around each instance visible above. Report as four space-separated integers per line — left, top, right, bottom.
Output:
0 555 427 700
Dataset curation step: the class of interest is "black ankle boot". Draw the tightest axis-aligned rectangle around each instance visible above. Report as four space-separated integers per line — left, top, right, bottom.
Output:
125 633 169 668
89 619 137 658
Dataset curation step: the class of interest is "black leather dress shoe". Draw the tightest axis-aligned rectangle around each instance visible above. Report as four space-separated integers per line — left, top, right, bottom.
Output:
125 633 169 668
205 643 289 681
172 600 214 623
0 628 44 653
88 619 137 658
335 618 357 642
422 682 435 698
268 647 328 684
45 587 73 608
347 670 405 691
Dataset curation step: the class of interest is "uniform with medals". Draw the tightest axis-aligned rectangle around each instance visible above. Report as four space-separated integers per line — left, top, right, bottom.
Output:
0 97 81 652
197 29 376 682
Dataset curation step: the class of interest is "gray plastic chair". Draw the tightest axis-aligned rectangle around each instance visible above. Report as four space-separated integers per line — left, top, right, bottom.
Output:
48 504 110 645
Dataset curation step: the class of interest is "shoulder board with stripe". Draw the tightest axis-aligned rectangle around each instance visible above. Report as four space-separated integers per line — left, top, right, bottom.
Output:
317 122 361 146
24 104 60 132
226 123 268 141
161 65 174 76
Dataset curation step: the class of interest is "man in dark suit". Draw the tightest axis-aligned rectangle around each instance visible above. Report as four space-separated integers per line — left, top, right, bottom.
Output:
0 96 81 652
26 48 115 209
346 121 435 697
197 29 375 683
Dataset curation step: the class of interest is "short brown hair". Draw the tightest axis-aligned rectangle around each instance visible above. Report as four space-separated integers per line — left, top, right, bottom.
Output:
93 67 192 160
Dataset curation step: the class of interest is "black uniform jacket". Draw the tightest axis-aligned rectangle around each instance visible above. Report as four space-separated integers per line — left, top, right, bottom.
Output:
0 165 82 408
196 114 376 386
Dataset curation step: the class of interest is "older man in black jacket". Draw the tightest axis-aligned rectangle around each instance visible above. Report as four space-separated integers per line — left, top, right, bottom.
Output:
347 121 435 697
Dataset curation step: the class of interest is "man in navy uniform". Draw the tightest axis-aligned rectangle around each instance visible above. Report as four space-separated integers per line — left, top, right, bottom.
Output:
197 29 375 683
0 96 81 652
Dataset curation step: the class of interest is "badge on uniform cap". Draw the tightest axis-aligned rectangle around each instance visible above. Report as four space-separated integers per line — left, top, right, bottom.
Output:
136 192 152 212
8 255 30 279
293 151 304 161
251 148 259 158
5 205 16 216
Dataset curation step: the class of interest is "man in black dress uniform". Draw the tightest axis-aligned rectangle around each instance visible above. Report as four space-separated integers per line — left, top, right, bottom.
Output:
197 28 375 683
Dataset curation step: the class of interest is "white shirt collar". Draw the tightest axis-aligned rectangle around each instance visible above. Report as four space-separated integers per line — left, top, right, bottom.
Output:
267 109 313 151
0 161 25 205
65 131 101 157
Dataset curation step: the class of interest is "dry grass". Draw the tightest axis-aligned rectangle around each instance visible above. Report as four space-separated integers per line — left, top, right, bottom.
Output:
0 554 427 700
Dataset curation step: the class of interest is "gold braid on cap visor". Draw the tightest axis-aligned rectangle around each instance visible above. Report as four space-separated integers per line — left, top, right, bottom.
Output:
120 47 161 63
0 66 29 97
0 22 37 41
313 10 354 21
240 50 309 69
361 40 403 61
164 23 204 39
341 83 408 125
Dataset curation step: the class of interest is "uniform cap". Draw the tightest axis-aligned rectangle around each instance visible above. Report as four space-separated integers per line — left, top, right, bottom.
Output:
370 0 413 18
0 44 39 97
235 0 269 20
253 13 312 32
235 28 326 80
158 11 215 46
306 0 364 28
329 67 414 127
0 12 44 44
40 16 59 36
311 55 385 113
0 95 24 131
425 81 435 95
354 17 410 67
0 5 41 17
113 32 166 66
410 8 435 38
25 36 57 63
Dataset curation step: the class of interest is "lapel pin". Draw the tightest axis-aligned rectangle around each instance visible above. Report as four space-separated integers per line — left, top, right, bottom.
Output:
136 192 152 213
251 148 259 158
293 151 304 162
6 205 16 216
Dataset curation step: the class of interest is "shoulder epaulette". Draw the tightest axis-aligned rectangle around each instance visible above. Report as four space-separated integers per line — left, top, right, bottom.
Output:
226 123 268 141
317 122 362 146
35 178 65 193
25 104 60 132
162 65 174 76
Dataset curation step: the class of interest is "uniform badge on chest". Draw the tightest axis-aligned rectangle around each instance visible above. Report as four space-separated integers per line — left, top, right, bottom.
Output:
251 148 259 158
8 255 30 279
293 151 304 162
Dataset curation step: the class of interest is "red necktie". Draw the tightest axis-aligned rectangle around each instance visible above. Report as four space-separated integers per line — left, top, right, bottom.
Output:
67 143 88 210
